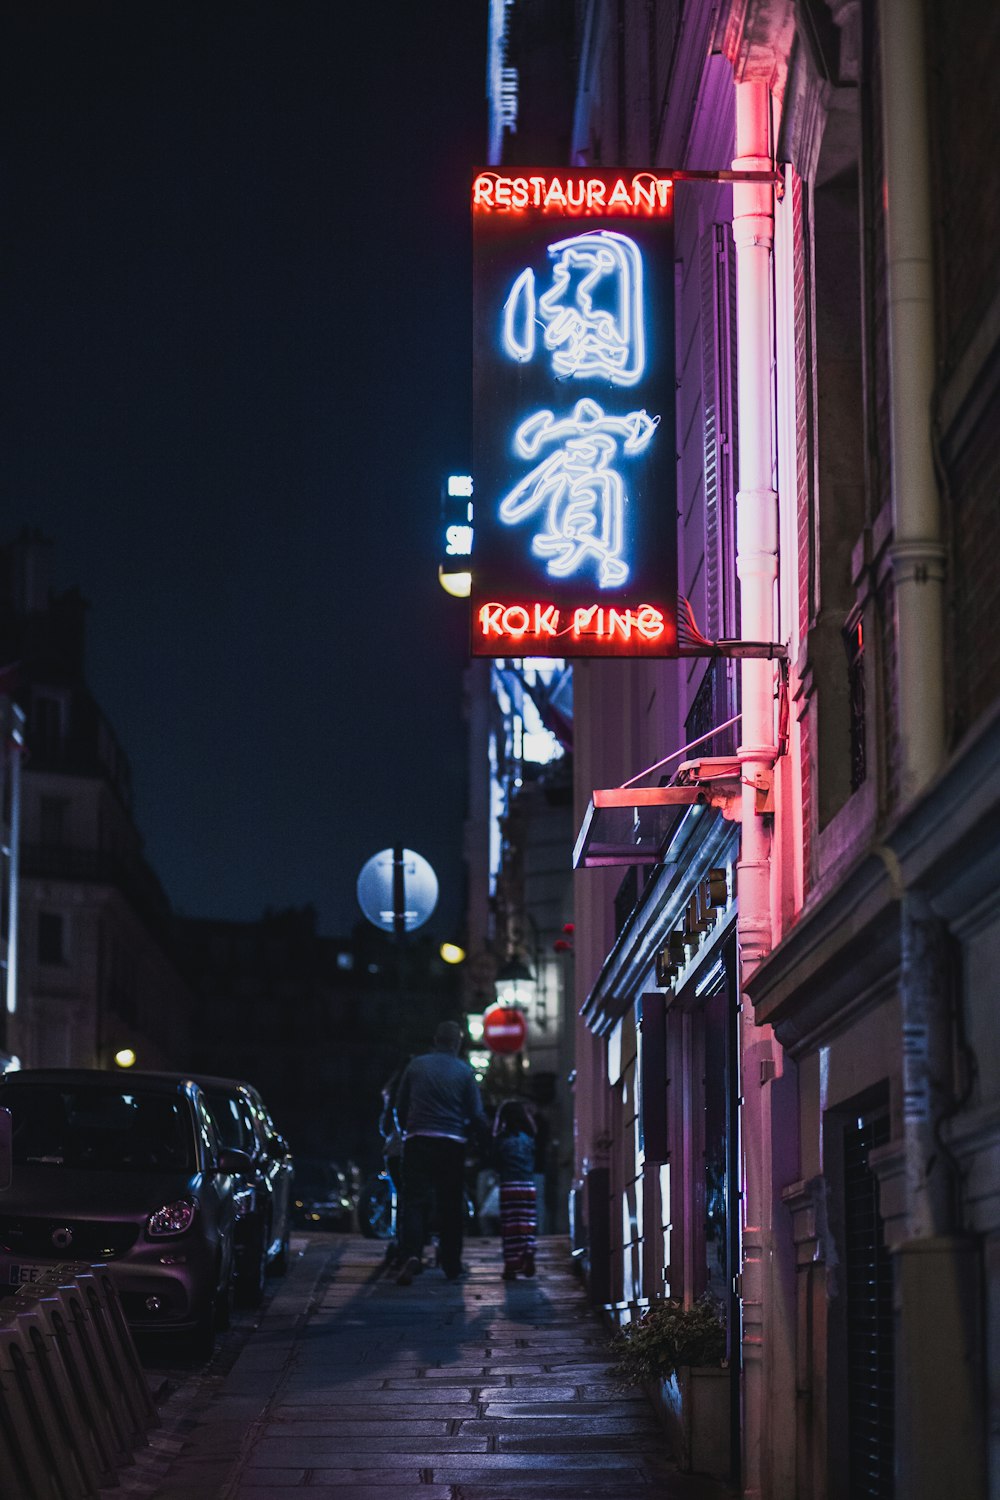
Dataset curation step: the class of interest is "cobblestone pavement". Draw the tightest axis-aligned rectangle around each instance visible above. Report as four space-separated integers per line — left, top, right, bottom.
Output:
126 1234 735 1500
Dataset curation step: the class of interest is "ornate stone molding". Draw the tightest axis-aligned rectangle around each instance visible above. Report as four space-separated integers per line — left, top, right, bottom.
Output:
782 1174 837 1267
777 31 831 180
719 0 797 95
827 0 861 82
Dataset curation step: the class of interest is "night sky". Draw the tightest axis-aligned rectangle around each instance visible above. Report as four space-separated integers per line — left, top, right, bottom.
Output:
1 3 489 942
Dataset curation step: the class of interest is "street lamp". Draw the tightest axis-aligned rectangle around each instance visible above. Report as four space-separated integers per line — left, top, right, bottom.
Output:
494 954 535 1010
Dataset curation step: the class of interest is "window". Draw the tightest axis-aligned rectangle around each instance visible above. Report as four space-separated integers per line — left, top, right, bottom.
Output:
701 222 739 646
31 693 66 757
207 1090 256 1153
845 616 867 791
39 796 69 847
812 116 867 827
37 911 66 966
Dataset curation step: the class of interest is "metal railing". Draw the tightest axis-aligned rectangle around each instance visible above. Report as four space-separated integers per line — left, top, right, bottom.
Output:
0 1261 158 1499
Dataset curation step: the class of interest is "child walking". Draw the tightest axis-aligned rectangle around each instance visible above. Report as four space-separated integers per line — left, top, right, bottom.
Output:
494 1100 537 1280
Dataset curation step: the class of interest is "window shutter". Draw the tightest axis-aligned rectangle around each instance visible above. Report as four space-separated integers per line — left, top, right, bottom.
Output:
698 223 740 738
700 222 739 643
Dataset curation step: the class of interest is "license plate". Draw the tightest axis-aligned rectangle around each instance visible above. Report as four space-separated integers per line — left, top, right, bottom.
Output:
8 1263 45 1286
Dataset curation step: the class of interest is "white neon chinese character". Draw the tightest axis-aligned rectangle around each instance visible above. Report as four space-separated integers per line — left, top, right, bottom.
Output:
498 398 659 587
502 231 645 387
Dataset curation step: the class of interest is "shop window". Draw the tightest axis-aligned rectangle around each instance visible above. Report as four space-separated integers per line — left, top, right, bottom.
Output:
702 985 730 1309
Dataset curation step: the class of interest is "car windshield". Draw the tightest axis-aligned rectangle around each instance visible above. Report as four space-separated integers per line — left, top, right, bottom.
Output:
3 1085 195 1172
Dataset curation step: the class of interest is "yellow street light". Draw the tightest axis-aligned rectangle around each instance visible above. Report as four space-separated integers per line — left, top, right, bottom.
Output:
438 566 471 599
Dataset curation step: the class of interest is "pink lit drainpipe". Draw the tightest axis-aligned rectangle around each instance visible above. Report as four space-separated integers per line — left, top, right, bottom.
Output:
732 77 782 1500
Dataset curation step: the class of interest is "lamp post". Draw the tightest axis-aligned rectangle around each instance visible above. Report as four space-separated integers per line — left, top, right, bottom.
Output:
494 954 535 1011
357 845 440 1010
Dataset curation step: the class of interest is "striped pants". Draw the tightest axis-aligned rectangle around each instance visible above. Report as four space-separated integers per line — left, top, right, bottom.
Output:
500 1179 537 1270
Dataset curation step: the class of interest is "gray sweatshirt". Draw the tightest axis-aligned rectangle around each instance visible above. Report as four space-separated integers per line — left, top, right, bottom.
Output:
396 1049 486 1143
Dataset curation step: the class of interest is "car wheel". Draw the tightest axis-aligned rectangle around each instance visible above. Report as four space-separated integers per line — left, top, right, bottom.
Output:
272 1227 290 1276
236 1224 267 1307
360 1173 395 1239
188 1290 218 1361
216 1266 235 1331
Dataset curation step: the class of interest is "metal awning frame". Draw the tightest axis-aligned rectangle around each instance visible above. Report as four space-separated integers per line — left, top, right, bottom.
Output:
573 786 709 869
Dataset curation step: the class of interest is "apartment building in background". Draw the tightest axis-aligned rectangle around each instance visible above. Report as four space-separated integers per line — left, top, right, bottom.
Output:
0 532 195 1071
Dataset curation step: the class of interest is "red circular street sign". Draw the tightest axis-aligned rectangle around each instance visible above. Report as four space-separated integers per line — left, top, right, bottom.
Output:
482 1004 528 1055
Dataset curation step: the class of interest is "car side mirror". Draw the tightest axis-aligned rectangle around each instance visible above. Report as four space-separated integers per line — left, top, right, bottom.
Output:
218 1147 254 1176
0 1107 11 1191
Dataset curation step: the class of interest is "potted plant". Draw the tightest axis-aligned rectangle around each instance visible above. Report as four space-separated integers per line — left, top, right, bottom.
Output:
608 1295 730 1478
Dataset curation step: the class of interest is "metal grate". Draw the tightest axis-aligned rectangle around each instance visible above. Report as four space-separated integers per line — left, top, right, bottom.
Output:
844 1110 894 1497
0 1214 138 1260
684 657 739 760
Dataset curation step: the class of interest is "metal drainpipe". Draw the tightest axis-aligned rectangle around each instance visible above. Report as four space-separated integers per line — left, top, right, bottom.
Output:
732 78 780 1500
879 0 946 801
878 0 951 1246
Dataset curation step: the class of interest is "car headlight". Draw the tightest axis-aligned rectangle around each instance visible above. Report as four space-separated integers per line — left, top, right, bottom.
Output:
147 1199 197 1237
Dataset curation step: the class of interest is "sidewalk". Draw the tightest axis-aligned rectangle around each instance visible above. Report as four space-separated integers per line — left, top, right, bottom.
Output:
147 1235 737 1499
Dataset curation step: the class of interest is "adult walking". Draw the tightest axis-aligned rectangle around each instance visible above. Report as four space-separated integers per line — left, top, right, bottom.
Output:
394 1019 486 1285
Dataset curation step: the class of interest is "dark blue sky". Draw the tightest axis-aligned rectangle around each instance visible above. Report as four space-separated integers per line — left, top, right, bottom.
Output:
1 2 488 940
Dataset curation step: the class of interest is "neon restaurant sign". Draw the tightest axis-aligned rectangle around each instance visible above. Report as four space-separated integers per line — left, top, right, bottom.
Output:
471 170 678 658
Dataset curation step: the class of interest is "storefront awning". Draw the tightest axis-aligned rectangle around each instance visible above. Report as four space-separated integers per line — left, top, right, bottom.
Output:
572 785 709 868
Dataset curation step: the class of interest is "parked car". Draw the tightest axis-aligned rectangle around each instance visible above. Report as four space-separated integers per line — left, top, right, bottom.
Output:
161 1073 295 1306
291 1156 356 1231
0 1068 252 1356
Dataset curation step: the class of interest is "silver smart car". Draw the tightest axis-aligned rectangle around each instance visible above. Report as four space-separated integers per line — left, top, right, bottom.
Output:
0 1068 252 1356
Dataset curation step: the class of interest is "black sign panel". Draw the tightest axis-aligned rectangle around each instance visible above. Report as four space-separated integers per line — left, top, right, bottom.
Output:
472 169 677 658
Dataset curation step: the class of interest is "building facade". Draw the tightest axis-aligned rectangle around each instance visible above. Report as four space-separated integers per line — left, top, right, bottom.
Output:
175 908 465 1174
483 0 999 1496
0 533 195 1072
460 649 577 1230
